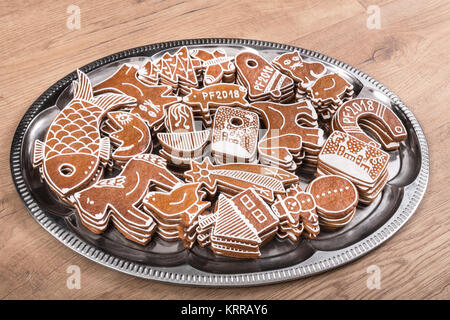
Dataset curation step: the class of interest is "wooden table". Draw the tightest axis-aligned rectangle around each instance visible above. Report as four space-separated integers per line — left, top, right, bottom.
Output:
0 0 448 300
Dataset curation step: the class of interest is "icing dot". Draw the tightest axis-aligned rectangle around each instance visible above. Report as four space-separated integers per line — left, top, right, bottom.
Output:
322 193 326 197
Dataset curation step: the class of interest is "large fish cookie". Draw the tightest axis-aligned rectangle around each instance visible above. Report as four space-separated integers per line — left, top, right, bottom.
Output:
209 188 279 259
33 70 136 200
182 83 248 126
154 46 202 95
306 175 358 229
103 111 152 165
317 131 389 204
236 51 295 103
271 185 320 241
272 51 326 94
246 101 324 171
211 106 259 164
190 48 236 86
93 64 179 130
184 157 299 202
332 98 407 150
71 154 182 245
143 183 210 248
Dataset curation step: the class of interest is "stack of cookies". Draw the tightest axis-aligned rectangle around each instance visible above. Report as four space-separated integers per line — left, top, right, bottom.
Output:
271 185 305 242
71 153 185 246
209 189 279 258
189 48 236 86
142 183 210 248
245 100 324 172
317 131 390 205
182 83 248 126
271 51 327 101
211 106 259 164
307 175 359 229
196 211 217 247
137 59 160 85
331 98 408 151
153 46 202 96
305 73 354 121
100 111 153 169
271 185 320 241
235 51 295 103
295 101 324 172
157 103 210 166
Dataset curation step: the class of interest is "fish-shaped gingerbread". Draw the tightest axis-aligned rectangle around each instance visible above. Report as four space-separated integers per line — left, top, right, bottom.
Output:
33 70 136 200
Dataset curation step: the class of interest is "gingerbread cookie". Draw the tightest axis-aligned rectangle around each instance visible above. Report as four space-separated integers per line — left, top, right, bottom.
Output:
272 51 326 97
271 185 320 241
138 59 160 85
211 106 259 164
154 46 202 95
210 194 261 258
71 154 182 245
236 51 295 103
157 103 210 166
143 183 210 248
246 101 324 171
332 98 407 150
196 211 217 247
210 188 279 259
317 131 390 205
33 70 136 200
164 103 196 133
190 48 236 85
182 83 248 126
184 157 299 202
103 111 152 166
93 64 180 131
306 175 359 229
306 73 353 121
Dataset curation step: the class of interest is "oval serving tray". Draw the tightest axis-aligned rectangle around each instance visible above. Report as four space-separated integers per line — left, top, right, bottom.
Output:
10 38 429 287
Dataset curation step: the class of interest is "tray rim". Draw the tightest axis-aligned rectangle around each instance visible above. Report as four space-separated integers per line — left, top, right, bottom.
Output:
10 38 429 287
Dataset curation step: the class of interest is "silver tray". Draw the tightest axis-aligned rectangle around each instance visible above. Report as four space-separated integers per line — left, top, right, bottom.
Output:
10 38 429 287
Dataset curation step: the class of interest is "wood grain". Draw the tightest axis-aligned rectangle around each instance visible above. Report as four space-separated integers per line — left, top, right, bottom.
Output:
0 0 448 300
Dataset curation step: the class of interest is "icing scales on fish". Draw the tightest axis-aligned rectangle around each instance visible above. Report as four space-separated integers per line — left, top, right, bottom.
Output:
33 70 136 199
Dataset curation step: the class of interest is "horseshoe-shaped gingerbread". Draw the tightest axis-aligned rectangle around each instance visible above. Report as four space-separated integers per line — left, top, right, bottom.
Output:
332 98 407 150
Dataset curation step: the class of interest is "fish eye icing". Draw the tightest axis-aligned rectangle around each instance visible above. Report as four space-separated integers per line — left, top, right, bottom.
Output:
180 303 269 317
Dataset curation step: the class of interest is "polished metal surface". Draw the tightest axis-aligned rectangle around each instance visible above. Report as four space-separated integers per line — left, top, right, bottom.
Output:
10 38 429 286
